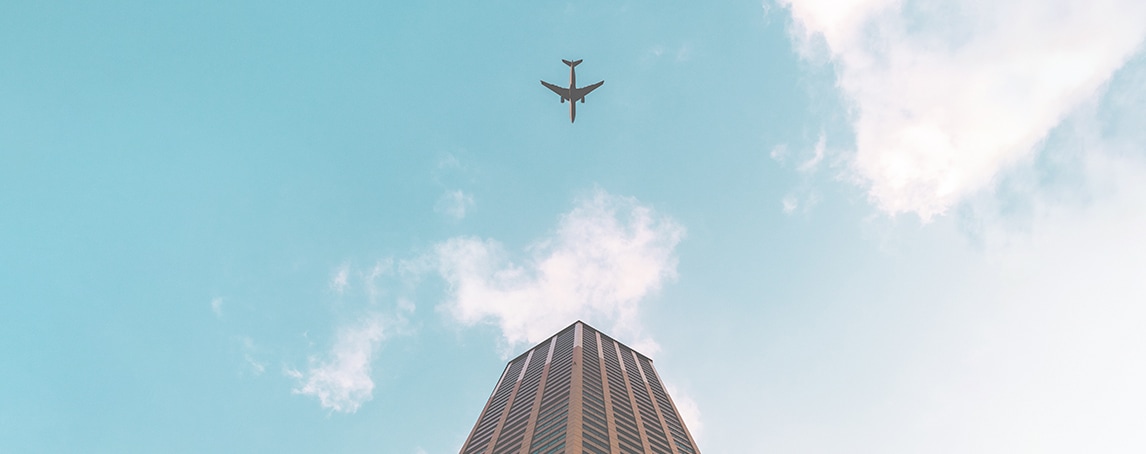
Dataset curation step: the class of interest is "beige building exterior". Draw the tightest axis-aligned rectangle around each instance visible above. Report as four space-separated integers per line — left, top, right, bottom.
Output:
459 321 700 454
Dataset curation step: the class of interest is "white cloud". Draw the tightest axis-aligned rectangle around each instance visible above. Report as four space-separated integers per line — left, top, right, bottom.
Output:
363 258 395 303
781 188 821 215
919 113 1146 450
774 133 828 215
874 154 1146 453
781 195 799 213
730 160 1146 453
435 190 475 220
675 44 693 62
245 355 265 375
769 143 790 164
288 313 388 413
433 188 685 353
431 153 476 221
797 133 826 173
330 264 350 295
287 260 418 412
734 62 1146 452
779 0 1146 219
437 153 463 171
210 297 223 318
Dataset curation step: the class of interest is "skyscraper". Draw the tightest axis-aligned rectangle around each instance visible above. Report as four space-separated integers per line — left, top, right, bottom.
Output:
460 321 700 454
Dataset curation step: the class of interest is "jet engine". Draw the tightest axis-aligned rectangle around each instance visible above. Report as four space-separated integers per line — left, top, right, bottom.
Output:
580 98 585 103
560 97 565 103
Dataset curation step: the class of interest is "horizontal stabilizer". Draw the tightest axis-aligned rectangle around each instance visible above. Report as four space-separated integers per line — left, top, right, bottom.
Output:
562 59 583 68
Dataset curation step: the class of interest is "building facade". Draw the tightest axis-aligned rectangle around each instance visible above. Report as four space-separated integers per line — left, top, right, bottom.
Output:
460 321 700 454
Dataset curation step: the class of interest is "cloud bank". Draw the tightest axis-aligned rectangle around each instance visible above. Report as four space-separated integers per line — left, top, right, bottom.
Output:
779 0 1146 218
731 52 1146 453
781 151 1146 453
433 189 685 352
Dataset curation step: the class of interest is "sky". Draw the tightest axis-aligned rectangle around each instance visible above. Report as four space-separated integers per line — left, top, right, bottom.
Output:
2 0 1145 452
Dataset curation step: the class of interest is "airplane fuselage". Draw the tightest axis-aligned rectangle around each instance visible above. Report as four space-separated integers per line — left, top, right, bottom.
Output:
567 64 577 122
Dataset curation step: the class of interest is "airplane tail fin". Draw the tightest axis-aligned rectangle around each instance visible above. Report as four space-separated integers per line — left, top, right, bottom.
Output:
562 59 583 68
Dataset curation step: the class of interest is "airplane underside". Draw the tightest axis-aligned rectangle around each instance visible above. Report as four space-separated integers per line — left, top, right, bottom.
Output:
541 59 604 123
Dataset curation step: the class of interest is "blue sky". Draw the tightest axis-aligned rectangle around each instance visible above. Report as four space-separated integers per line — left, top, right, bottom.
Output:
3 0 1145 452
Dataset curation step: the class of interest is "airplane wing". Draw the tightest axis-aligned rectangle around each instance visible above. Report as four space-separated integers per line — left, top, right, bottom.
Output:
541 80 568 99
572 81 604 101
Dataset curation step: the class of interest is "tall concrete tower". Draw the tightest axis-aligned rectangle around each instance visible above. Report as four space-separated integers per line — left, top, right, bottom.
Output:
460 321 700 454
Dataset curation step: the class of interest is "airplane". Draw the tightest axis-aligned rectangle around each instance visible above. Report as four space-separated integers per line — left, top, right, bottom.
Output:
541 59 604 123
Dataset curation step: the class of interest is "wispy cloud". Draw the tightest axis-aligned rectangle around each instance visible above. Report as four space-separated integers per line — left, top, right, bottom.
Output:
287 313 389 413
779 0 1146 219
434 190 475 220
796 133 826 174
436 153 464 172
210 297 223 318
431 152 477 221
238 336 266 376
774 133 827 215
769 143 790 164
330 264 350 295
432 188 685 354
645 43 695 64
365 259 395 302
781 189 820 215
287 258 421 413
781 195 799 214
